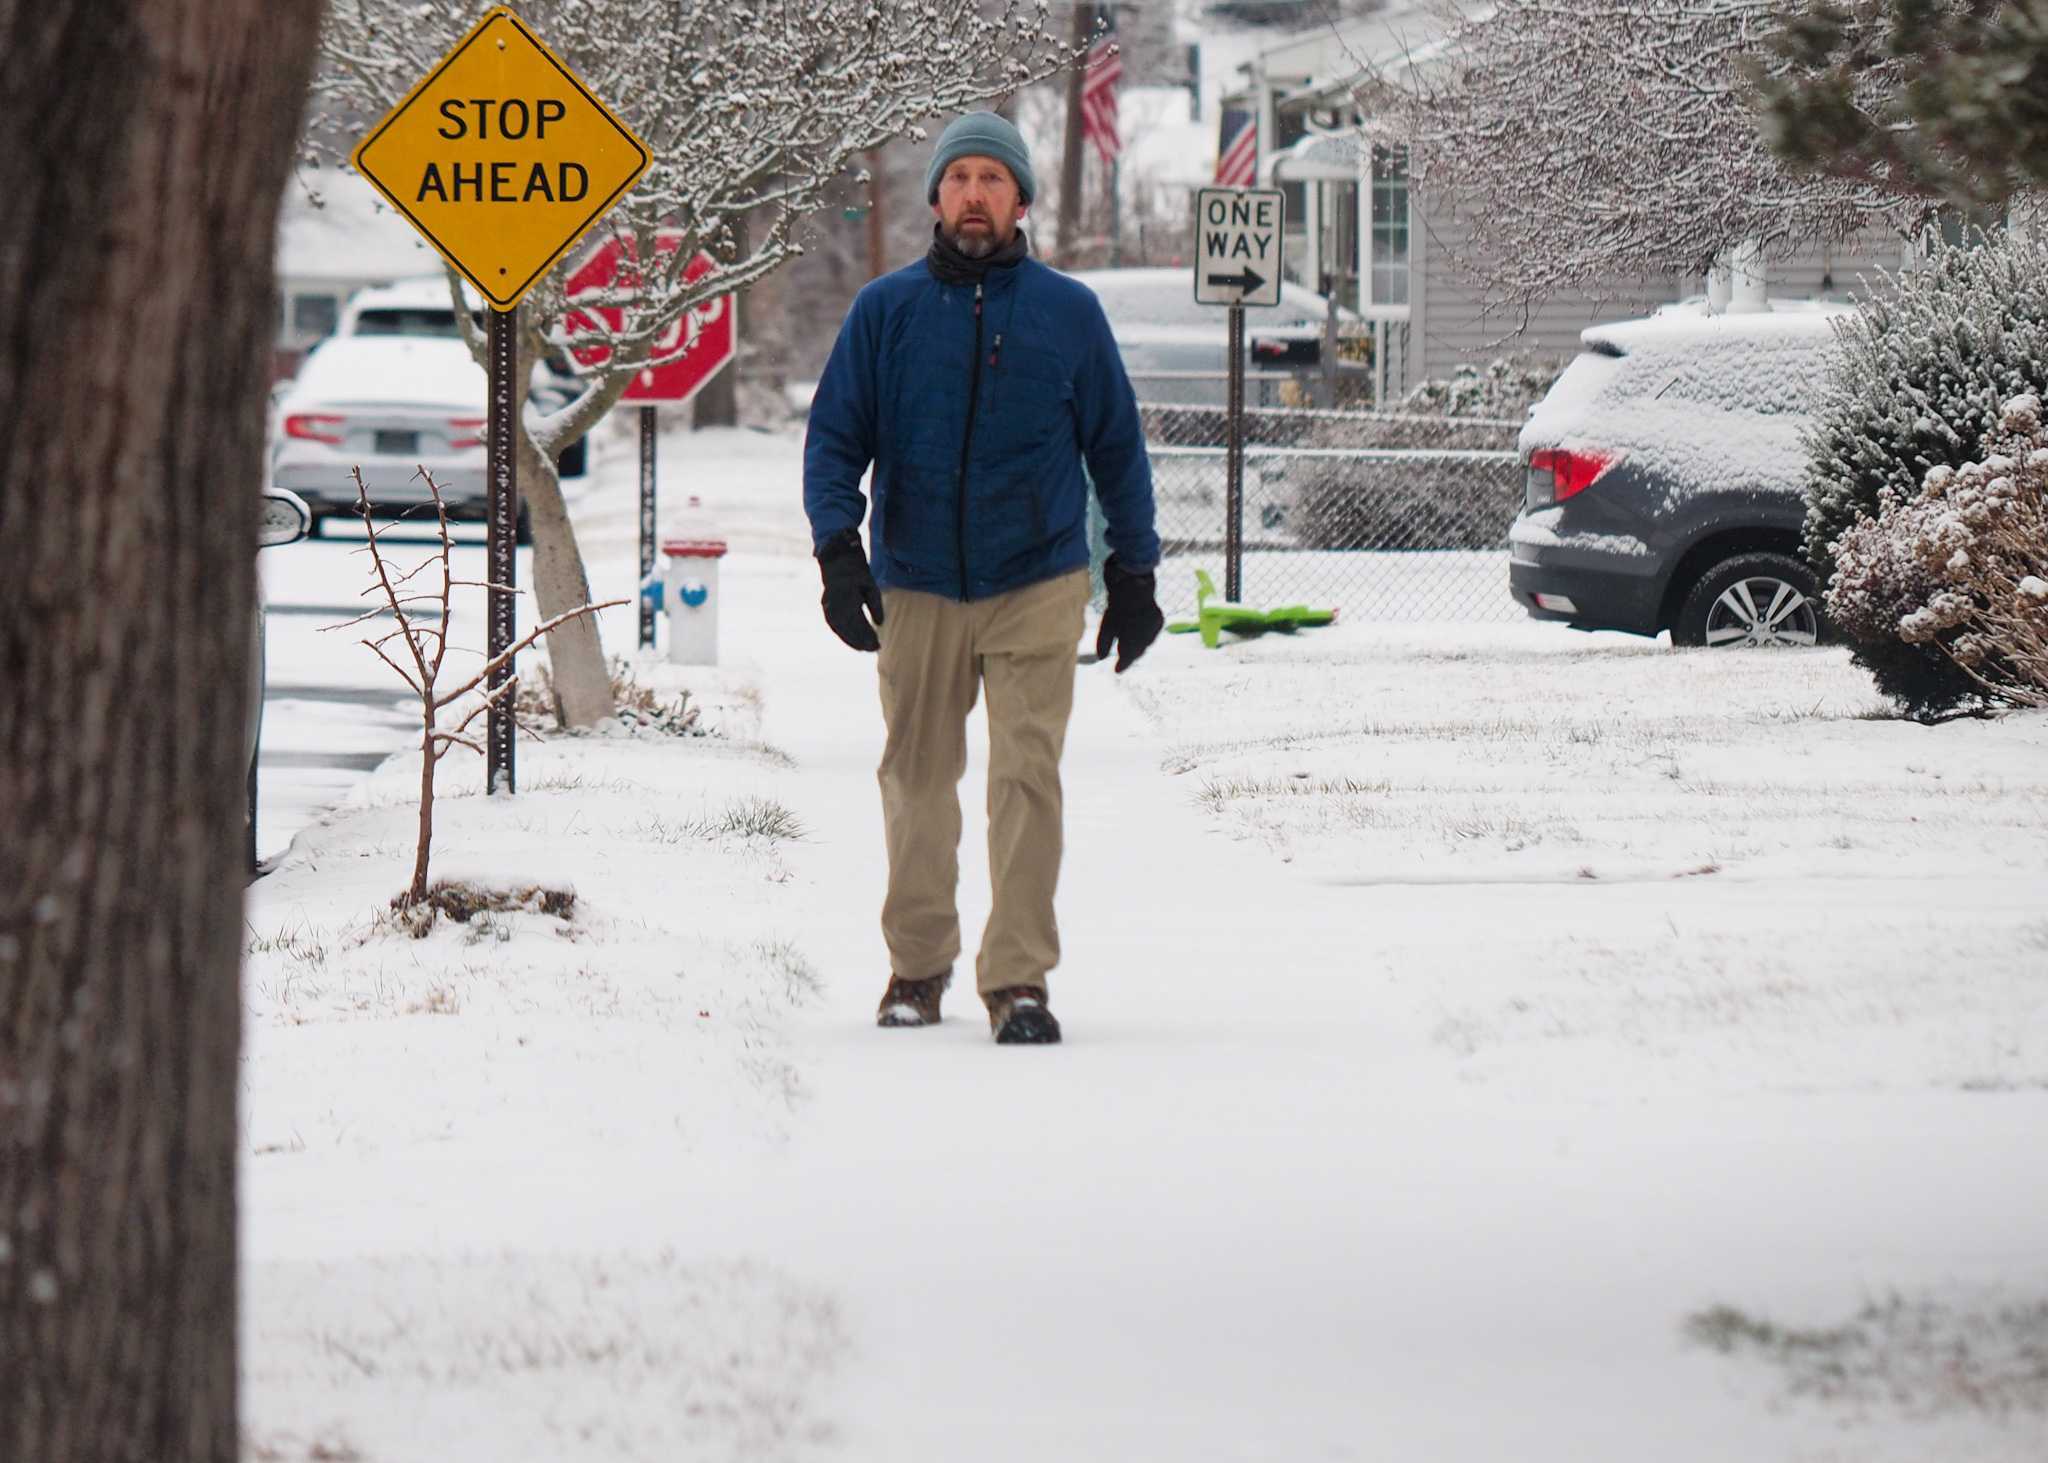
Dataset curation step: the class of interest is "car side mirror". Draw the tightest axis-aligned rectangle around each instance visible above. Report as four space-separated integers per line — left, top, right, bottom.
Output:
259 486 313 547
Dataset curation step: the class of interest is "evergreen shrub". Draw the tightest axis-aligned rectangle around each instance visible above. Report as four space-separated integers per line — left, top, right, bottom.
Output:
1803 228 2048 712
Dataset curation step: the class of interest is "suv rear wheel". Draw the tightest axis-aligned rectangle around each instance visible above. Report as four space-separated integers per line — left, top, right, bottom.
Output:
1673 551 1824 649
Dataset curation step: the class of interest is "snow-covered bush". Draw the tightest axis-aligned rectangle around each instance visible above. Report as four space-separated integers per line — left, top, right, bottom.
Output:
1824 393 2048 710
1803 227 2048 711
1400 353 1563 421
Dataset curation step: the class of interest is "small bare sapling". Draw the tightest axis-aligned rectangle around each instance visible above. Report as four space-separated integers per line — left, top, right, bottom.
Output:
325 468 626 907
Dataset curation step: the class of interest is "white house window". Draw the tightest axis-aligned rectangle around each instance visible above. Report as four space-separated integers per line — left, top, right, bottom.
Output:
1368 146 1411 312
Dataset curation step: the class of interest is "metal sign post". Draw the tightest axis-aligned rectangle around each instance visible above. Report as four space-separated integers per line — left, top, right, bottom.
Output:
1225 303 1245 603
1192 185 1286 607
638 405 657 649
486 306 519 795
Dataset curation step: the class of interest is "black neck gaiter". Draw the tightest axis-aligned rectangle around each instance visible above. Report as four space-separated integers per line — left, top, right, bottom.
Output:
925 223 1030 286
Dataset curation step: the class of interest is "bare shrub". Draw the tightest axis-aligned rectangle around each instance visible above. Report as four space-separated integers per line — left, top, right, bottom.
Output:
1285 452 1524 552
326 468 624 907
514 656 706 738
1400 353 1564 420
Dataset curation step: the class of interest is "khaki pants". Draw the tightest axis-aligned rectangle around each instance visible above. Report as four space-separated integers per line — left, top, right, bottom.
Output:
876 570 1090 998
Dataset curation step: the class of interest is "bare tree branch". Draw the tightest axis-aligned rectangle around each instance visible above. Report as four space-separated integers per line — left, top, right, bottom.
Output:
1357 0 1928 310
434 598 629 713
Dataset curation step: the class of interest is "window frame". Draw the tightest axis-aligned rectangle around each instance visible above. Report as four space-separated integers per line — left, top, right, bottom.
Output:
1363 145 1413 320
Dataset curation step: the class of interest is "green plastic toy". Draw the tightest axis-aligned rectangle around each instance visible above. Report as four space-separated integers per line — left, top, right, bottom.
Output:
1165 569 1339 649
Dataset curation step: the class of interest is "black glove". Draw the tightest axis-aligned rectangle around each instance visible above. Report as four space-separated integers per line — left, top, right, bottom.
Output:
817 529 884 652
1095 555 1164 673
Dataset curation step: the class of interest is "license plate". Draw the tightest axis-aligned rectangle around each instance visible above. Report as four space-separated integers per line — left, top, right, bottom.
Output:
374 429 420 455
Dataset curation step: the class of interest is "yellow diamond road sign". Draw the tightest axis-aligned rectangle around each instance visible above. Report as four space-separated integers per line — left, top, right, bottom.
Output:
351 6 651 312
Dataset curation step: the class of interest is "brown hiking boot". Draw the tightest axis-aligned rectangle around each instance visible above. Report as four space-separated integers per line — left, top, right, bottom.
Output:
985 986 1062 1045
876 970 950 1028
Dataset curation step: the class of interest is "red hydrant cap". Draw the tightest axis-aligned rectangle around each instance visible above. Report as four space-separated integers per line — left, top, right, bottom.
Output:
661 538 728 559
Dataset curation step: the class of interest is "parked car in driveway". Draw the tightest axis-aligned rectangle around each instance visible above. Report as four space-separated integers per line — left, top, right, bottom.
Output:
1069 267 1360 405
1509 300 1851 648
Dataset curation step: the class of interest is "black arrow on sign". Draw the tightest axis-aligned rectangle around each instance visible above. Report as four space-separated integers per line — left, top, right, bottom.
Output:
1205 265 1266 294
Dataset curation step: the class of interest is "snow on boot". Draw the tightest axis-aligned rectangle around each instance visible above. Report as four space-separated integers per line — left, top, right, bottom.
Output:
986 986 1061 1045
876 970 950 1028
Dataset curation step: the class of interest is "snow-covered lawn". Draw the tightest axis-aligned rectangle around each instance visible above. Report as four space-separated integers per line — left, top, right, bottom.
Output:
241 418 2048 1461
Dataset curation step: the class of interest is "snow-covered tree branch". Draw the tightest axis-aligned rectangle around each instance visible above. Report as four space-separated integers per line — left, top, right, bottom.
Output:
1756 0 2048 211
313 0 1084 728
1355 0 1926 313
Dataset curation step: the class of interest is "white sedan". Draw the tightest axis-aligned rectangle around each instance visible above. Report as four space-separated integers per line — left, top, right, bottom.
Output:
268 333 499 536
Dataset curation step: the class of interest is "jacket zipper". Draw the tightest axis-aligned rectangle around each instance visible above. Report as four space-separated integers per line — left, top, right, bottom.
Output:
954 281 985 601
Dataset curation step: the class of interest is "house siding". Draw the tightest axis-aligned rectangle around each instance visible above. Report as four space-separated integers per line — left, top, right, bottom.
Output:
1410 204 1907 388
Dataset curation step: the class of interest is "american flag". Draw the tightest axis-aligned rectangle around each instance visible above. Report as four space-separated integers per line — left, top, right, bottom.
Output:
1080 13 1121 167
1215 108 1257 188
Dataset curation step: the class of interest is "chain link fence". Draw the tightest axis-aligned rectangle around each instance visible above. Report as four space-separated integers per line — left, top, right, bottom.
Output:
1131 400 1527 621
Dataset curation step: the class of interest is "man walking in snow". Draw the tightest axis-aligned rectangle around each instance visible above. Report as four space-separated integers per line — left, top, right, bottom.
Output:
802 110 1162 1045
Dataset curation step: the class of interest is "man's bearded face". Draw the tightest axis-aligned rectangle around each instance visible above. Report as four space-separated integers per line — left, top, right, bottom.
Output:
934 156 1025 259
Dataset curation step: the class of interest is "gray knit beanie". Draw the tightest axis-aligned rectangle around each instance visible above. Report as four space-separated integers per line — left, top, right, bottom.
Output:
924 111 1037 205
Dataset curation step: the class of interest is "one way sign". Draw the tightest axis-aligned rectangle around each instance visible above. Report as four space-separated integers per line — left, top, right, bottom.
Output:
1193 186 1286 308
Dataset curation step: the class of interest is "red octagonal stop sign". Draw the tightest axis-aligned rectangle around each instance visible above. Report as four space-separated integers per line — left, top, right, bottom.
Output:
564 232 736 404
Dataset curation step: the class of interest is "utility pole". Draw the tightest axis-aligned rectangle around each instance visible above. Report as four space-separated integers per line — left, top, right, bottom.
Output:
866 146 886 280
1056 1 1091 267
1106 0 1121 268
1109 155 1122 267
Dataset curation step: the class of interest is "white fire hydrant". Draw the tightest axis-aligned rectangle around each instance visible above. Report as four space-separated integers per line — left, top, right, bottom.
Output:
661 531 728 665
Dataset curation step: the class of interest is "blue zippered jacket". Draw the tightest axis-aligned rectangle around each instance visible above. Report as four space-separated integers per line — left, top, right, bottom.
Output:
803 254 1159 600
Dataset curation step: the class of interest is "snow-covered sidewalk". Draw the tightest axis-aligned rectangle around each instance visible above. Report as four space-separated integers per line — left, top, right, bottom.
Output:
241 421 2048 1462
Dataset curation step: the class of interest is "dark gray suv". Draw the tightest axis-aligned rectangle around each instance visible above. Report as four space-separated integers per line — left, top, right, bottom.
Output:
1509 301 1850 647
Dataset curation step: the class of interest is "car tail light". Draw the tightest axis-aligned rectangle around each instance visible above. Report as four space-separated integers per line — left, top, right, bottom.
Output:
447 417 487 449
1527 448 1618 504
284 413 347 445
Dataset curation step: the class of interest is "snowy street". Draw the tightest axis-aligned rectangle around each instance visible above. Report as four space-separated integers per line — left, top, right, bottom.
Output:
240 418 2048 1462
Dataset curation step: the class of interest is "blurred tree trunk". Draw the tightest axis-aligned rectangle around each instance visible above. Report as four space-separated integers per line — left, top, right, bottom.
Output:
1056 0 1092 267
0 1 320 1459
693 213 748 429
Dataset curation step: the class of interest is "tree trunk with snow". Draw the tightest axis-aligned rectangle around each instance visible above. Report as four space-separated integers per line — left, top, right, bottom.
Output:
518 396 620 729
0 1 319 1458
693 215 746 430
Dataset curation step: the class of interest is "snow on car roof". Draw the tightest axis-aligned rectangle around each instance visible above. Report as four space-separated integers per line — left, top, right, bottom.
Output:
343 274 483 314
1583 298 1855 354
286 335 487 409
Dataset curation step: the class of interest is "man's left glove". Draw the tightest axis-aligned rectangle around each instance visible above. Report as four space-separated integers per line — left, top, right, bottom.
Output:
1095 555 1164 673
817 529 884 652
